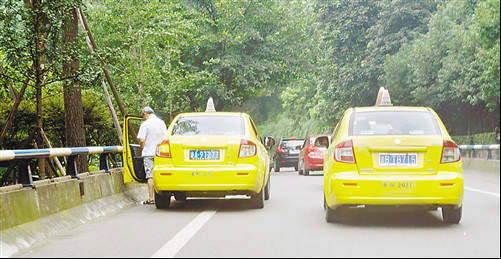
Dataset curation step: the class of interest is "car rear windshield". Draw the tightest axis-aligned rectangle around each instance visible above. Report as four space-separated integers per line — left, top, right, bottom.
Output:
172 115 245 136
280 139 305 149
350 111 441 136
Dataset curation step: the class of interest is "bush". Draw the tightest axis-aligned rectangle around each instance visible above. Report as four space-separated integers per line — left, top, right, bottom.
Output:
451 132 497 145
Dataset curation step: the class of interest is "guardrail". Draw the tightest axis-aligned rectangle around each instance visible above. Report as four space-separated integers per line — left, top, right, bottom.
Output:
459 144 500 160
0 146 123 187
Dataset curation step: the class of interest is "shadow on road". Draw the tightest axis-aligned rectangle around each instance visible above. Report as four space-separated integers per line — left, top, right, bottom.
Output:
329 208 451 228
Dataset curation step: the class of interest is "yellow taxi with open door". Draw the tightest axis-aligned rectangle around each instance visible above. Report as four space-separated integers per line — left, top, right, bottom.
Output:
123 98 275 209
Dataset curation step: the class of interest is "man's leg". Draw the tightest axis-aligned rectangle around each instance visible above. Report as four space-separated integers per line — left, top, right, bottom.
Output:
143 156 155 203
148 177 154 201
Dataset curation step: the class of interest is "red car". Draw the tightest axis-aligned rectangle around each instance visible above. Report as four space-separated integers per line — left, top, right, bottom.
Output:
298 134 331 176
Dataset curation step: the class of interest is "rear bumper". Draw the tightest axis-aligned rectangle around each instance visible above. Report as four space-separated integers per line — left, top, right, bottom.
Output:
276 155 299 167
152 164 262 195
325 171 464 208
305 157 324 170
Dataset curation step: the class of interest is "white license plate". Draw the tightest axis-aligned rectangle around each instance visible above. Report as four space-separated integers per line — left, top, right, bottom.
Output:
189 150 219 160
379 153 417 167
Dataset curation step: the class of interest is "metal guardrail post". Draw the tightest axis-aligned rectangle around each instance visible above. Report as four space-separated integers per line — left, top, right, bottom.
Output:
18 160 34 187
66 155 79 179
100 153 110 173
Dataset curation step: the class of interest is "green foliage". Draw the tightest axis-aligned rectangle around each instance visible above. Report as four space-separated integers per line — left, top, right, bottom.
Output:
384 0 500 134
452 132 497 145
310 0 437 126
1 0 499 157
0 90 118 150
258 114 332 140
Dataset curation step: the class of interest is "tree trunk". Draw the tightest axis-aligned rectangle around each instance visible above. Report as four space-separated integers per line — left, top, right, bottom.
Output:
63 7 88 173
32 0 49 180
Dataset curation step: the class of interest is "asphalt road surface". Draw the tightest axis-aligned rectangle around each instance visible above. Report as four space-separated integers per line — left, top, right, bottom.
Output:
12 168 500 258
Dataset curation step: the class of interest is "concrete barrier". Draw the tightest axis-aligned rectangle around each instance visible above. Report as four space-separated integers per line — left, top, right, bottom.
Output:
0 168 147 258
461 158 500 173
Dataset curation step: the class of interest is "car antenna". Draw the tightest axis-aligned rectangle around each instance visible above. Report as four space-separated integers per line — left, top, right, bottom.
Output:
375 87 393 106
205 97 216 112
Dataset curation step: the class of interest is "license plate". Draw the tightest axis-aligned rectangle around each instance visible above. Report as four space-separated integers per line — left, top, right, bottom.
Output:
189 150 219 160
379 153 417 167
383 181 415 189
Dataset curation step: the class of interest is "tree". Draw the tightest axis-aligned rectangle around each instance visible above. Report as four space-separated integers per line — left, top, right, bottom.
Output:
384 0 500 135
311 0 436 125
63 3 88 173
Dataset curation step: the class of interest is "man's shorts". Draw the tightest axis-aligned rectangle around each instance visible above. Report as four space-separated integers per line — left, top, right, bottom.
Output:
143 156 154 179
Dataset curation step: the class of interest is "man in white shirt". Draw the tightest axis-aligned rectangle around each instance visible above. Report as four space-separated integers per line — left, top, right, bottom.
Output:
137 107 167 204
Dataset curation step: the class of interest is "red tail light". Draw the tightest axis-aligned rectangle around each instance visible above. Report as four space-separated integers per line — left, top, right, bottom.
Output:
277 146 285 154
156 139 171 158
239 139 257 158
441 140 460 163
334 140 356 163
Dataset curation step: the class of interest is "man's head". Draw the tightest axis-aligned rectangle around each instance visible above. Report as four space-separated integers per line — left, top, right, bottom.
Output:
142 107 154 120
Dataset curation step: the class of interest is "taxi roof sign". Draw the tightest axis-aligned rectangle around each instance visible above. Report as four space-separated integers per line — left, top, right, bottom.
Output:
205 97 216 112
375 87 393 106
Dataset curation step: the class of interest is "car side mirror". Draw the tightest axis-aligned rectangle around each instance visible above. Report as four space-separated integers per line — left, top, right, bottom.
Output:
264 136 275 149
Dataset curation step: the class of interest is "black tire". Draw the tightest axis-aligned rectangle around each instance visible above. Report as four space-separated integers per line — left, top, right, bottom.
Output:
298 160 303 175
294 165 299 171
325 197 342 223
155 191 171 209
174 192 187 201
442 205 462 224
264 176 271 200
274 159 280 172
250 187 265 209
303 162 310 176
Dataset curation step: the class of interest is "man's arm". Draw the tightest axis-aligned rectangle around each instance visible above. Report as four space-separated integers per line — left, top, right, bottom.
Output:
139 139 145 152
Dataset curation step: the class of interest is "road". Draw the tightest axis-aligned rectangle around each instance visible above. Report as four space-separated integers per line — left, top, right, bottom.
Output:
12 168 500 258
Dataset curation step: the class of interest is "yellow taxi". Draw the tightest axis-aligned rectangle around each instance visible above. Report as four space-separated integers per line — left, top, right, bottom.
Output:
123 99 275 209
322 88 463 223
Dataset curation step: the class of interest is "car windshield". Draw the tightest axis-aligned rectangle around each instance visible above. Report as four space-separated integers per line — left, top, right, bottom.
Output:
280 140 304 149
172 115 245 135
350 111 441 136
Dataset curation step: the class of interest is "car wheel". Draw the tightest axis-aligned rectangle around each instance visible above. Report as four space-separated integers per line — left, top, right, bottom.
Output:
264 176 271 201
274 159 280 172
298 160 303 175
324 196 342 223
155 191 172 209
250 186 265 209
303 162 310 176
442 205 462 224
173 192 187 201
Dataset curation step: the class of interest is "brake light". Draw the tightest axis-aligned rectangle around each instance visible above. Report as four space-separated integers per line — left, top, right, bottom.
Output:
334 140 355 163
441 140 460 163
156 139 171 158
239 139 257 158
277 146 285 154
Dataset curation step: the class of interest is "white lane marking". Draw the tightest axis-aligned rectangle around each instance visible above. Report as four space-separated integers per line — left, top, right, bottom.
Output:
465 187 500 198
151 209 218 258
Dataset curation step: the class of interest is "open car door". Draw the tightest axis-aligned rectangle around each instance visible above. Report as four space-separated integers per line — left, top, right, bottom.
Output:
123 115 147 183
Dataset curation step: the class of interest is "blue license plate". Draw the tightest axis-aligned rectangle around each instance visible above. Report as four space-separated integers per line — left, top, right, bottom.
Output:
189 150 219 160
379 153 417 167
